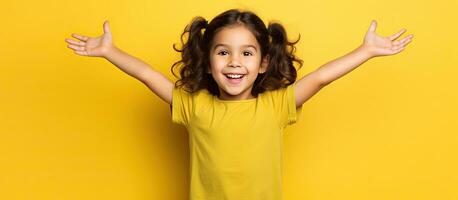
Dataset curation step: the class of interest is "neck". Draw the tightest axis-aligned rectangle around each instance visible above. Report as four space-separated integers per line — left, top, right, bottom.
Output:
217 87 255 101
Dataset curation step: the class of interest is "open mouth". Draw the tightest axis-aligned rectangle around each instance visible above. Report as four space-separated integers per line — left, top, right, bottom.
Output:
224 74 245 84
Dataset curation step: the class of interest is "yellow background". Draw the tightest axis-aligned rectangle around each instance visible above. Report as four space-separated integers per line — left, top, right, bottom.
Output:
1 0 457 199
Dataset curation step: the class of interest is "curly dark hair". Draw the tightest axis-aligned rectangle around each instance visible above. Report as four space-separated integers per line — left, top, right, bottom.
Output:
171 8 303 97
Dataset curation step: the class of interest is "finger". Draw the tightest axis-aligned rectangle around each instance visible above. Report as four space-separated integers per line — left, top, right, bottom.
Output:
388 46 405 55
394 46 405 54
393 35 413 48
388 28 406 41
67 44 85 51
71 33 89 42
400 34 414 44
65 38 86 46
400 38 413 48
74 50 88 56
103 20 111 33
403 37 413 46
392 34 413 46
368 20 377 32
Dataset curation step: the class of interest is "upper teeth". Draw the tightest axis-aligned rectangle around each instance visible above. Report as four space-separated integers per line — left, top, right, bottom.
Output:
226 74 244 78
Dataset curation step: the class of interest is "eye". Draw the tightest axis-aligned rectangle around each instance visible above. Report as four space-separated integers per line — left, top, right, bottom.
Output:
217 50 228 56
243 51 253 56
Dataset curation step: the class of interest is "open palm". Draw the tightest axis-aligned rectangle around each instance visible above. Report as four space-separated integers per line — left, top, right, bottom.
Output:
65 20 114 57
362 20 414 57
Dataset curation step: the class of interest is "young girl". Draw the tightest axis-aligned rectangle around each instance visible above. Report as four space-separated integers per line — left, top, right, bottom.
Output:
65 8 413 200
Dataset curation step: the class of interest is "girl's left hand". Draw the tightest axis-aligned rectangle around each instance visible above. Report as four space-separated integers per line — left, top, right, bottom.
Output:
361 20 414 58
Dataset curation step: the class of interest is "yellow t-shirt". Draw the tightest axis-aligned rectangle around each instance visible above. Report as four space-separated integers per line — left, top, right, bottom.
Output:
171 82 302 200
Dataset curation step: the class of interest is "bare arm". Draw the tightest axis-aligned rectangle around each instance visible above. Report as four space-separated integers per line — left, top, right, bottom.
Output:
104 47 173 105
65 20 173 105
295 20 414 108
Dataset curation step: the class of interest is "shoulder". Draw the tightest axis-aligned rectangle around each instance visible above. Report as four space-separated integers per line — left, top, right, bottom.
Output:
260 83 295 100
172 86 213 103
171 86 213 126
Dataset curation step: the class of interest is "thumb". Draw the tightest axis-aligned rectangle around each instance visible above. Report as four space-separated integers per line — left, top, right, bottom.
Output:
368 20 377 32
103 20 111 34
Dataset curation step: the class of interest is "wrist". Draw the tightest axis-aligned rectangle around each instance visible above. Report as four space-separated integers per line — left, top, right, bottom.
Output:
357 44 375 60
103 45 119 59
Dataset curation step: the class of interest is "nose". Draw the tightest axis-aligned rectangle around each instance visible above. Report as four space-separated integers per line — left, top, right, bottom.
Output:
228 54 241 68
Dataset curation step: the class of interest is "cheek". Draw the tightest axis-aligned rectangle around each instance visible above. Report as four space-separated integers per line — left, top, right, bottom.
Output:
246 59 262 72
210 57 225 67
245 55 261 65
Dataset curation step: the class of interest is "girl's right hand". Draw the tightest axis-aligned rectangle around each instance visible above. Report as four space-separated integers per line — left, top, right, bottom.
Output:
65 20 114 58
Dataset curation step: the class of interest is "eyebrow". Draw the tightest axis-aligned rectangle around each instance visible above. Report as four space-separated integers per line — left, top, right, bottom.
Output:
213 43 257 52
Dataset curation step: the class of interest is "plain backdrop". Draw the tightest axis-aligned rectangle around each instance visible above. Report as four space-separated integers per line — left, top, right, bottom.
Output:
1 0 457 199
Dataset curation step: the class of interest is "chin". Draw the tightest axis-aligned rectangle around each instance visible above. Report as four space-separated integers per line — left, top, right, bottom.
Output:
222 87 244 95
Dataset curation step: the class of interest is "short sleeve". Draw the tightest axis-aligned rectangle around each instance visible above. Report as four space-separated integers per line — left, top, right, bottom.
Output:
171 86 193 127
268 82 303 128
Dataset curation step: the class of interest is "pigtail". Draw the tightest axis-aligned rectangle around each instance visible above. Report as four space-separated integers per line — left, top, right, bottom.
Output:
260 22 303 90
171 16 209 93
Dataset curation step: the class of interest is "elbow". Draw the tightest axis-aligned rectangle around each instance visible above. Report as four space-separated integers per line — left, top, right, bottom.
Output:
315 71 330 87
320 79 331 87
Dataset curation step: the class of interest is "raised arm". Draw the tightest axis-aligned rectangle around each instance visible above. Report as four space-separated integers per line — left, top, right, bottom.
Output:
65 20 173 105
295 20 414 108
103 46 174 105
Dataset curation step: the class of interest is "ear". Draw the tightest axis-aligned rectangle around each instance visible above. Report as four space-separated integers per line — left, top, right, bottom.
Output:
259 55 269 74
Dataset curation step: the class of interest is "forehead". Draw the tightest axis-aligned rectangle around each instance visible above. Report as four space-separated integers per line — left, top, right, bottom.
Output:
211 25 259 49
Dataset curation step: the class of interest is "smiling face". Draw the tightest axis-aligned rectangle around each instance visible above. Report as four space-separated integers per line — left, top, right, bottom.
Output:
208 25 268 101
